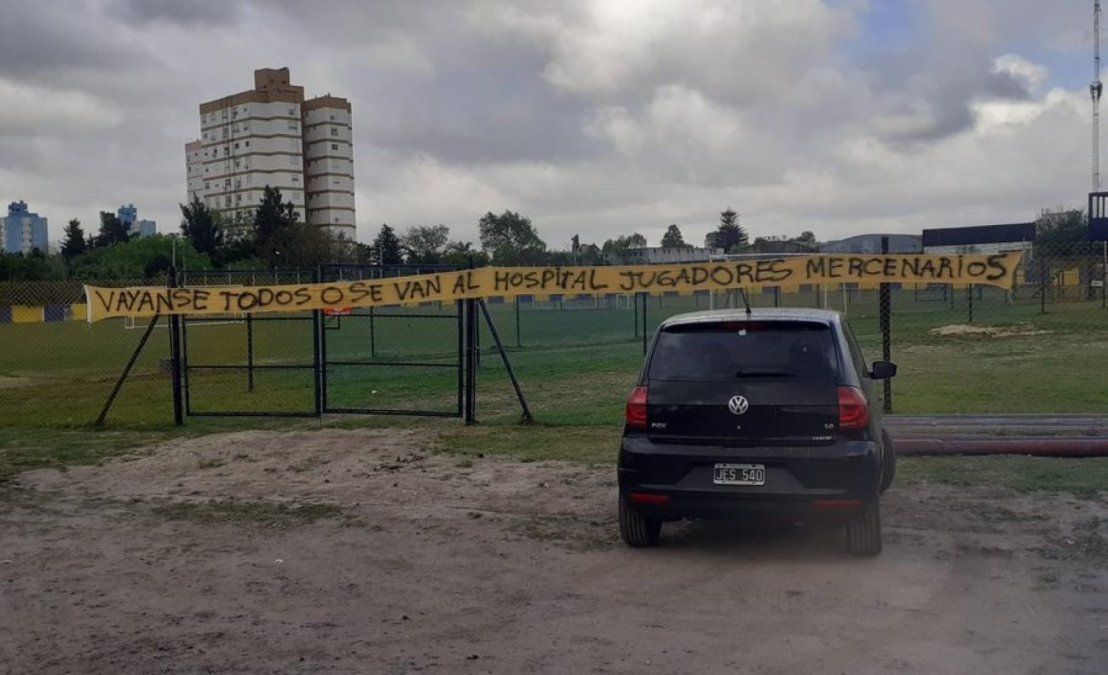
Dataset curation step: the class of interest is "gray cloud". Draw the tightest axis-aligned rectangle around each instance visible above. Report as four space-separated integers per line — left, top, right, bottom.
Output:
0 0 1090 249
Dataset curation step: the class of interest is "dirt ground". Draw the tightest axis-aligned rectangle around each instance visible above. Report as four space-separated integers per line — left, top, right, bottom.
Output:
1 429 1105 674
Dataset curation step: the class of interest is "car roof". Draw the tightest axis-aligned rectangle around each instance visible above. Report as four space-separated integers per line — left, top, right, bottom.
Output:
658 307 842 329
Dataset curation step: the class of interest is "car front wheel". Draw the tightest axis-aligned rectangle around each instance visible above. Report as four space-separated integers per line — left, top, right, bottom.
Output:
619 497 661 547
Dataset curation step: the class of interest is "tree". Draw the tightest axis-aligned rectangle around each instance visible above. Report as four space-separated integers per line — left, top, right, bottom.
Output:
95 211 130 248
478 210 547 264
179 197 225 264
442 240 490 267
600 233 647 254
705 208 748 253
61 219 87 259
1035 210 1094 256
70 235 213 280
400 224 450 264
371 224 403 265
660 224 686 248
253 186 299 267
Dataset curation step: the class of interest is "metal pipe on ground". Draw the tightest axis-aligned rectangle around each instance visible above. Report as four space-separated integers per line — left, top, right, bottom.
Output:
894 437 1108 458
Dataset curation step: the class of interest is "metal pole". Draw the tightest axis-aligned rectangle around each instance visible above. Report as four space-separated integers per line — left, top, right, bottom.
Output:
246 313 255 393
369 306 376 357
774 286 780 308
464 298 477 424
633 293 639 338
515 296 521 348
313 267 323 417
879 237 892 413
478 300 533 422
95 315 161 427
456 300 464 417
641 292 648 355
167 266 184 426
967 284 974 323
1040 257 1048 314
1102 241 1106 309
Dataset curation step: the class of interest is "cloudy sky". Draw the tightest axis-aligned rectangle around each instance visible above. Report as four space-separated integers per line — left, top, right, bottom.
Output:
0 0 1095 249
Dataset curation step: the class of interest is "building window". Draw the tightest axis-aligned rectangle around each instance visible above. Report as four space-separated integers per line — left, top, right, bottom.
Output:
234 142 239 149
225 196 231 206
331 143 338 151
331 127 338 136
291 175 299 182
235 194 241 202
242 122 249 131
288 121 297 131
244 140 249 147
288 107 295 115
329 114 335 120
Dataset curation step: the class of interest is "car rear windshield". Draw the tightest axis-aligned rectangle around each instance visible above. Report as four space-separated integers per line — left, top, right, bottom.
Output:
648 321 839 382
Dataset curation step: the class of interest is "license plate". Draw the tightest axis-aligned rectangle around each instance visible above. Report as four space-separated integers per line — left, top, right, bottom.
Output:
713 463 766 486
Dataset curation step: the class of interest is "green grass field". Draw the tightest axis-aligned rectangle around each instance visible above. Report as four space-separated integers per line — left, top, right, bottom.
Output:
0 288 1105 431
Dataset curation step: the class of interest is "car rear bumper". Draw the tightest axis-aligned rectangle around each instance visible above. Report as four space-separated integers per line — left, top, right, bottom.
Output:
618 435 880 521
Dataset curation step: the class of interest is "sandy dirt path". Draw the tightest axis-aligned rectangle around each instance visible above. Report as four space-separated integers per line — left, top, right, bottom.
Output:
1 428 1105 673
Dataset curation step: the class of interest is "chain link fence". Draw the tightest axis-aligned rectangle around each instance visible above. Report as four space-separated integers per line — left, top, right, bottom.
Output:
1 245 1104 428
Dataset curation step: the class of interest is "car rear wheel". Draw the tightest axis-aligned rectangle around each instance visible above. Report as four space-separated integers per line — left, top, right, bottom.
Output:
619 497 661 547
844 500 882 556
879 429 896 494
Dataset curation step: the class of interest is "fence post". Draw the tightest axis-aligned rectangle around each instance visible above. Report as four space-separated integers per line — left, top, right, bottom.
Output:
967 284 973 323
633 293 639 338
879 237 892 413
369 306 376 357
166 266 184 426
641 292 648 355
1039 256 1048 315
515 296 521 348
313 267 324 417
464 297 478 424
246 313 255 393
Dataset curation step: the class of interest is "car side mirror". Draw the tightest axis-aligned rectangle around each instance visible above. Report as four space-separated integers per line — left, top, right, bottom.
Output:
870 361 897 379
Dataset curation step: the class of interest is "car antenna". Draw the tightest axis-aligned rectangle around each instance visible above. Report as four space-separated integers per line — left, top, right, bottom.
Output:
739 287 752 316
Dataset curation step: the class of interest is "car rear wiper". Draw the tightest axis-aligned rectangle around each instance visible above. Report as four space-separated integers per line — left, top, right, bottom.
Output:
734 370 796 378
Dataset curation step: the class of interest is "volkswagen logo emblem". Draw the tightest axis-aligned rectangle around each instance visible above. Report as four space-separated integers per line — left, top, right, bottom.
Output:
727 395 749 415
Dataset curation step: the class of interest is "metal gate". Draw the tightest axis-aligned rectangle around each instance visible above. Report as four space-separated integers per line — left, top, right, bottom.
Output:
179 268 322 418
171 265 474 421
318 264 464 417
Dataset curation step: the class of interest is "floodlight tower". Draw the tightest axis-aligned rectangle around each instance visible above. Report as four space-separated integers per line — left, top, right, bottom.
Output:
1094 0 1103 190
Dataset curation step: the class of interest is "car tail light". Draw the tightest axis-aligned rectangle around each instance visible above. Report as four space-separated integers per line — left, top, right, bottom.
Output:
837 386 870 430
625 385 648 429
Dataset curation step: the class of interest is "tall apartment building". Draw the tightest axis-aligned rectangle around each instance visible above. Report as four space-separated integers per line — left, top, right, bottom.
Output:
184 67 355 239
1 201 49 255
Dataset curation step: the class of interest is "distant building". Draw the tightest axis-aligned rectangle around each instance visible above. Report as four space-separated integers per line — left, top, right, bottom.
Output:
117 204 157 238
185 67 355 239
0 201 49 254
607 246 722 265
921 223 1035 255
820 234 922 254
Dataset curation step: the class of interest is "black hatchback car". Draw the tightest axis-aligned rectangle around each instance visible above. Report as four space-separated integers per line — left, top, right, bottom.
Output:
618 308 896 555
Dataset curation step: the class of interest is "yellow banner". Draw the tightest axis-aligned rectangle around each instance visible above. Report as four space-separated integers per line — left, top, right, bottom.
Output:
83 252 1024 323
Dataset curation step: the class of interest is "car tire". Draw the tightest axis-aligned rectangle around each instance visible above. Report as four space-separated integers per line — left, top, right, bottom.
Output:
619 497 661 547
879 429 896 494
844 500 882 556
